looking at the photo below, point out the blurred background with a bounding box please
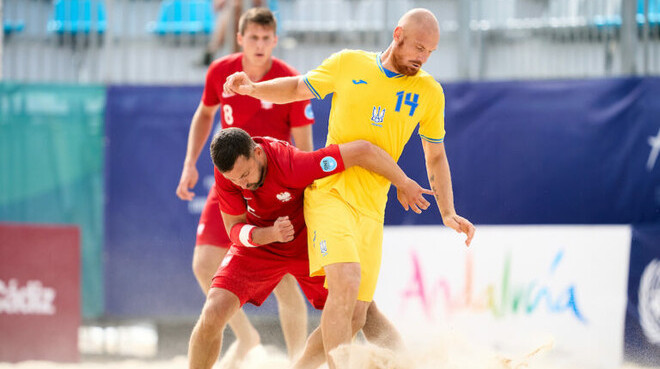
[0,0,659,367]
[2,0,660,82]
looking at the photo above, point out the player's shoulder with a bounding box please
[416,69,444,95]
[319,49,375,75]
[213,166,234,189]
[208,53,243,74]
[334,49,376,62]
[255,136,294,157]
[270,57,301,77]
[255,137,296,176]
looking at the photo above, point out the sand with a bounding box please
[1,340,657,369]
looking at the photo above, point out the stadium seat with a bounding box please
[594,0,660,28]
[3,20,25,35]
[47,0,107,34]
[638,0,660,25]
[147,0,215,35]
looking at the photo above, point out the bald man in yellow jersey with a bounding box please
[223,8,475,369]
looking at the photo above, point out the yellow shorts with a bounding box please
[304,185,383,302]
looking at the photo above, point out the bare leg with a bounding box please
[272,273,308,360]
[320,263,359,369]
[291,300,369,369]
[291,326,324,369]
[188,288,241,369]
[317,262,372,369]
[193,246,260,367]
[361,301,405,352]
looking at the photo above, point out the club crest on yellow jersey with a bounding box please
[371,106,385,127]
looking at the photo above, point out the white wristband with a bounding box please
[239,224,258,247]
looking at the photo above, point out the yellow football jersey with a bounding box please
[304,49,446,220]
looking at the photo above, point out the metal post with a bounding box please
[620,0,638,75]
[103,0,113,83]
[381,0,390,49]
[457,0,471,80]
[476,0,485,80]
[643,0,650,75]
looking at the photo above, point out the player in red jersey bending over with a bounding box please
[188,128,432,369]
[176,8,313,367]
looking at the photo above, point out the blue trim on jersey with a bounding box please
[420,134,444,143]
[376,53,403,78]
[303,76,322,100]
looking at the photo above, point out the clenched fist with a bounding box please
[270,216,294,243]
[223,71,255,97]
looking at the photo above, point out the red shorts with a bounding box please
[196,186,231,248]
[211,245,328,309]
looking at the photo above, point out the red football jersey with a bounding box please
[202,53,314,141]
[214,137,345,257]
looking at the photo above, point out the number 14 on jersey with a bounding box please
[395,91,419,117]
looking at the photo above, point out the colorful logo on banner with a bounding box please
[401,249,586,323]
[639,259,660,344]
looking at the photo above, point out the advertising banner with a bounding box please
[0,223,80,362]
[375,225,631,369]
[104,78,659,318]
[0,83,106,318]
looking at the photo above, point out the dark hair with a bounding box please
[210,128,256,172]
[238,7,277,35]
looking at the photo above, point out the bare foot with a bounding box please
[218,329,261,369]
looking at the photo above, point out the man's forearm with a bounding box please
[426,154,456,218]
[339,141,407,187]
[184,111,214,166]
[360,146,408,188]
[250,226,279,246]
[252,76,308,104]
[224,214,279,246]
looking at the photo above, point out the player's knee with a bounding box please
[326,263,361,298]
[351,301,370,332]
[351,308,368,333]
[365,301,382,321]
[192,255,215,285]
[200,289,235,329]
[200,299,223,327]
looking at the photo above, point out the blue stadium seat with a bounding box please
[638,0,660,25]
[3,20,25,35]
[148,0,215,35]
[594,0,660,28]
[47,0,107,34]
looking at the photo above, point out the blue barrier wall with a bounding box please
[105,78,660,318]
[385,77,660,225]
[105,86,206,317]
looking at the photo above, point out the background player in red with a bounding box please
[188,128,433,369]
[176,7,312,366]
